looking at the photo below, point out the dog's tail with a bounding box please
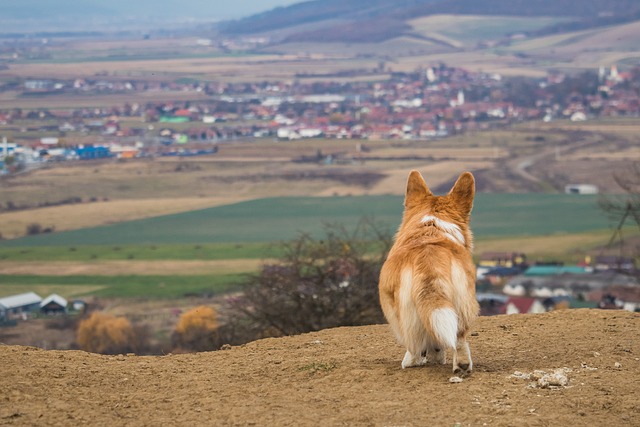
[429,307,458,350]
[414,275,459,350]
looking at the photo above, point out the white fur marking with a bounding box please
[402,350,427,369]
[420,215,465,246]
[431,308,458,350]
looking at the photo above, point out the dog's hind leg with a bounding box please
[425,345,446,364]
[452,336,472,376]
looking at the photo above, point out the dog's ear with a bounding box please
[405,170,432,208]
[448,172,475,218]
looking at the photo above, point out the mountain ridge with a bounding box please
[222,0,640,43]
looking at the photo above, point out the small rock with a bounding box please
[512,368,570,389]
[511,371,530,380]
[470,332,479,336]
[614,362,622,369]
[593,351,601,357]
[220,344,232,350]
[449,376,464,383]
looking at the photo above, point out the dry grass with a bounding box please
[393,51,549,77]
[316,160,494,196]
[0,90,211,110]
[0,284,106,299]
[0,259,263,276]
[475,229,640,261]
[0,197,247,239]
[0,54,378,84]
[409,15,568,49]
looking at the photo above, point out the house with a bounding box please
[504,271,639,302]
[593,255,635,272]
[477,293,508,316]
[483,266,522,287]
[71,299,87,312]
[478,252,527,268]
[540,296,572,311]
[565,184,598,195]
[524,265,590,276]
[588,285,640,312]
[40,294,68,315]
[505,297,546,315]
[0,292,42,321]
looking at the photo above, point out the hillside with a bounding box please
[0,0,295,31]
[1,309,638,426]
[221,0,640,42]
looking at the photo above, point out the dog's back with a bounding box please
[379,170,479,374]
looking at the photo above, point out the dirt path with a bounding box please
[1,309,638,426]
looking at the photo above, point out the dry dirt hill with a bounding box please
[1,309,638,426]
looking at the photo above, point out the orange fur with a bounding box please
[379,170,479,374]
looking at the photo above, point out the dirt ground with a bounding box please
[1,309,638,426]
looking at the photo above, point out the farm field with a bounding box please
[0,122,638,303]
[3,122,639,240]
[408,15,570,48]
[0,273,243,299]
[0,194,614,247]
[0,192,634,301]
[0,197,248,239]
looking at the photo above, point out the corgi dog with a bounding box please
[379,170,479,375]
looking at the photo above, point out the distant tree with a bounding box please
[600,162,640,223]
[26,223,42,235]
[172,306,219,352]
[548,71,600,105]
[502,77,543,108]
[226,219,392,339]
[599,162,640,261]
[76,312,136,354]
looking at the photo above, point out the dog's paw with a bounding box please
[401,351,427,369]
[453,362,472,377]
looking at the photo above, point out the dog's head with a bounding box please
[399,170,475,249]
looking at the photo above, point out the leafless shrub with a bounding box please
[225,219,392,341]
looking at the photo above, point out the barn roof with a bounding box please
[40,294,68,308]
[0,292,42,310]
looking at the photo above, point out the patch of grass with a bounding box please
[0,243,276,261]
[299,362,337,373]
[0,274,244,299]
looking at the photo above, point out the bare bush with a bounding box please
[172,306,219,352]
[226,219,392,340]
[26,223,42,235]
[76,312,137,354]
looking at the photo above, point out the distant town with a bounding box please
[1,63,638,173]
[476,252,639,316]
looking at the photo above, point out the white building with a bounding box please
[0,292,42,320]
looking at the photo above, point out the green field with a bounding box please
[0,274,243,299]
[0,242,274,261]
[0,193,620,300]
[0,194,612,248]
